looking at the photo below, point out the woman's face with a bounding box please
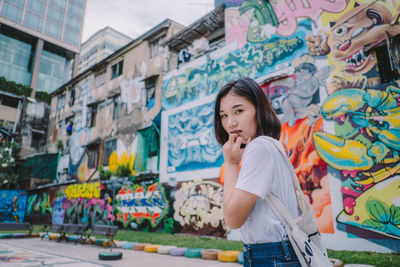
[219,91,257,142]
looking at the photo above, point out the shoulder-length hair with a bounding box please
[213,77,281,145]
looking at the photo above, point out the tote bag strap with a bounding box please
[259,136,309,211]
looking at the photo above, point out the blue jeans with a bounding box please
[243,240,301,267]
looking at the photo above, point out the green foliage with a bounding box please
[98,166,112,180]
[114,164,132,178]
[55,139,63,152]
[0,76,50,103]
[0,76,32,96]
[0,141,19,185]
[35,91,51,103]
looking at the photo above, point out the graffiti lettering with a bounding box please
[173,180,224,230]
[64,182,100,200]
[115,183,168,227]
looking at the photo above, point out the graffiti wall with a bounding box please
[0,190,27,222]
[114,182,169,230]
[158,0,400,252]
[173,179,225,237]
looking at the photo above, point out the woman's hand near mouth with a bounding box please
[223,133,251,165]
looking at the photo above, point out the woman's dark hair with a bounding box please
[214,77,281,145]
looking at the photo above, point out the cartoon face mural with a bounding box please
[0,190,27,222]
[114,183,169,228]
[167,102,223,173]
[306,2,400,89]
[173,179,225,237]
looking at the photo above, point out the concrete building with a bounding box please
[47,19,184,183]
[78,26,132,74]
[0,0,86,94]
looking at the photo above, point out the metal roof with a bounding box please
[164,4,225,52]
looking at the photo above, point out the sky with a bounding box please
[82,0,215,42]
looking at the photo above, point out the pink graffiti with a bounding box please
[87,198,115,222]
[275,0,348,36]
[226,10,252,49]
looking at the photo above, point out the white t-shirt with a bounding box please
[234,136,299,244]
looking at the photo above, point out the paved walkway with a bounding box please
[0,238,241,267]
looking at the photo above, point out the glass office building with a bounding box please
[0,0,86,94]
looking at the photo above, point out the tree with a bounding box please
[0,142,18,187]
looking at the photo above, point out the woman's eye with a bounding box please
[235,109,243,114]
[220,114,227,118]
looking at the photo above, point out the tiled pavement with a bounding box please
[0,238,240,267]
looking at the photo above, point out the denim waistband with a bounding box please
[243,240,296,260]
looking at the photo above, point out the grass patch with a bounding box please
[2,225,400,266]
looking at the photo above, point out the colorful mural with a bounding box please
[26,191,54,224]
[0,190,27,222]
[173,179,225,237]
[162,21,311,109]
[61,182,114,226]
[167,101,223,173]
[115,183,169,229]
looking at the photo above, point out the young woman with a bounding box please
[214,77,301,266]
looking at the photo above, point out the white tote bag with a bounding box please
[260,136,332,267]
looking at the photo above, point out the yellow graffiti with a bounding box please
[64,182,100,200]
[108,150,136,176]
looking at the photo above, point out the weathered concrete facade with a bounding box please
[47,19,184,182]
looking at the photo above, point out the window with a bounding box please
[65,116,73,135]
[95,71,106,87]
[0,95,19,108]
[31,132,42,150]
[57,94,65,110]
[112,95,120,120]
[145,76,157,110]
[87,146,99,169]
[149,36,165,58]
[103,139,117,166]
[377,33,400,84]
[111,60,123,79]
[86,105,97,127]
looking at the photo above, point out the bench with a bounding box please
[87,224,119,247]
[0,222,33,238]
[41,223,88,244]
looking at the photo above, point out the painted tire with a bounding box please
[113,240,123,248]
[144,244,161,253]
[31,233,40,238]
[49,234,57,240]
[98,251,123,261]
[121,242,135,249]
[0,233,12,239]
[184,248,203,258]
[102,240,112,247]
[12,233,27,238]
[67,235,80,242]
[329,258,344,267]
[95,239,107,246]
[201,249,222,260]
[217,251,241,262]
[133,243,150,251]
[169,247,187,256]
[238,252,244,265]
[157,245,177,254]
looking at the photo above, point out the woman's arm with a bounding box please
[222,134,257,229]
[223,161,258,229]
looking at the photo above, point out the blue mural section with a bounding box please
[162,20,311,110]
[0,190,27,222]
[167,101,223,173]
